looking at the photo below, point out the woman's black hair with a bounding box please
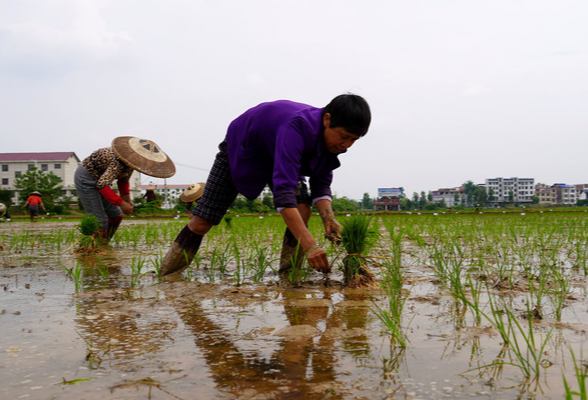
[321,94,371,136]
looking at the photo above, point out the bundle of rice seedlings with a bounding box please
[340,215,379,288]
[74,215,101,253]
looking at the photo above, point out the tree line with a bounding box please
[0,170,573,217]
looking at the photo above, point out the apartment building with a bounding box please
[553,183,577,205]
[575,184,588,201]
[535,183,557,206]
[485,177,535,204]
[431,187,461,207]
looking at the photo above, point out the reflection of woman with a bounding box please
[170,287,367,398]
[180,183,205,218]
[22,191,45,222]
[74,136,175,240]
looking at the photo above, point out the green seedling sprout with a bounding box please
[340,215,379,288]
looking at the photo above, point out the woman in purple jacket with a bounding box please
[161,94,371,276]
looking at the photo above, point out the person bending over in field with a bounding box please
[74,137,175,241]
[160,94,371,276]
[23,191,46,222]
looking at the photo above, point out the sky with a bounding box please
[1,0,587,200]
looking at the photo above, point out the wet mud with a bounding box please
[1,218,587,399]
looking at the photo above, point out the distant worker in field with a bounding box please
[160,93,371,276]
[180,182,205,218]
[0,203,11,221]
[143,187,157,203]
[22,191,46,222]
[74,137,175,240]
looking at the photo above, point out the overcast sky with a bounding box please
[1,0,587,199]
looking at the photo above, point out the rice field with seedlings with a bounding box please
[1,211,588,399]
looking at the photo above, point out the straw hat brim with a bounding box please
[180,182,206,202]
[112,136,176,178]
[30,191,42,196]
[0,203,6,212]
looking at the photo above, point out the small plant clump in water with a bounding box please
[74,215,101,253]
[340,215,379,288]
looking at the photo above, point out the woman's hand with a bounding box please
[324,218,342,245]
[315,199,342,245]
[305,246,331,273]
[280,207,331,273]
[120,201,134,215]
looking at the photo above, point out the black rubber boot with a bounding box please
[279,228,304,273]
[107,216,123,240]
[160,225,203,276]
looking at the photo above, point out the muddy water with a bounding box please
[0,220,586,399]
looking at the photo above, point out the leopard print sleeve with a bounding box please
[82,148,134,190]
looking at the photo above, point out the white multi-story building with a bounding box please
[553,183,577,205]
[431,187,461,207]
[485,177,535,204]
[0,152,141,204]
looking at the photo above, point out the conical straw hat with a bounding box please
[180,182,206,202]
[0,203,6,212]
[30,191,42,196]
[112,136,176,178]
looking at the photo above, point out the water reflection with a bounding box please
[71,262,406,399]
[173,286,377,399]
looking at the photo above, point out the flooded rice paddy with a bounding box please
[1,212,588,399]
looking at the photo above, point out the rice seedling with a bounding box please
[371,273,409,347]
[463,294,554,383]
[545,262,572,321]
[75,329,103,370]
[464,273,484,324]
[62,261,84,292]
[95,257,110,283]
[207,244,230,278]
[128,256,151,288]
[340,215,379,288]
[285,241,310,286]
[429,243,467,301]
[64,215,102,254]
[232,242,247,287]
[250,243,273,282]
[563,347,588,400]
[150,249,164,282]
[571,240,588,275]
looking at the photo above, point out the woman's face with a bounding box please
[322,113,361,154]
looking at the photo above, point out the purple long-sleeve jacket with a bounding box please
[225,100,344,209]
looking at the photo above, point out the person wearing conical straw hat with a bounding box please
[0,202,11,221]
[142,187,157,203]
[160,94,371,277]
[180,182,205,218]
[74,136,175,240]
[22,191,46,222]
